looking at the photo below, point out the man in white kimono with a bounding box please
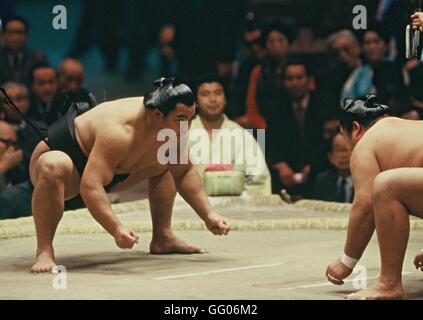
[189,74,271,196]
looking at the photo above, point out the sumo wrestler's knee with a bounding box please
[372,171,400,205]
[34,155,71,188]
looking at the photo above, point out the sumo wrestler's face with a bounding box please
[340,121,364,151]
[161,103,196,138]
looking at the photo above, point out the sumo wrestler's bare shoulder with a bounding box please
[95,97,145,112]
[355,117,396,145]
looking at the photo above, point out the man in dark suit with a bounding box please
[313,133,354,203]
[266,59,336,198]
[26,63,61,127]
[0,15,47,85]
[53,58,94,114]
[315,29,361,104]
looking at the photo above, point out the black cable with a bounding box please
[0,87,50,147]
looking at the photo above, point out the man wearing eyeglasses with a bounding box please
[316,30,362,104]
[312,133,353,203]
[1,81,46,169]
[0,81,30,126]
[0,15,47,85]
[0,120,23,189]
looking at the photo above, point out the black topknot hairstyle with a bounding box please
[144,77,195,117]
[340,95,390,133]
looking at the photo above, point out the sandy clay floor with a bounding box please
[1,196,422,300]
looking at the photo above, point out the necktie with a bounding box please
[13,55,20,71]
[295,105,306,128]
[339,177,347,203]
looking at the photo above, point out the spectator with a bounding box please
[54,58,93,111]
[313,133,354,203]
[308,110,342,192]
[321,112,341,141]
[0,15,47,85]
[0,120,23,189]
[1,81,30,126]
[0,81,44,169]
[266,59,333,197]
[26,63,61,126]
[58,59,88,96]
[0,119,33,219]
[190,74,271,196]
[316,29,361,103]
[290,26,327,55]
[157,25,177,77]
[245,20,294,129]
[341,22,410,117]
[0,119,34,218]
[232,17,267,123]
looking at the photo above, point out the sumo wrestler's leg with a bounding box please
[29,150,81,273]
[348,168,423,300]
[148,170,202,254]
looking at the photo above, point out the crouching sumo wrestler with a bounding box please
[29,77,231,273]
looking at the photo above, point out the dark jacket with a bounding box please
[265,91,333,171]
[312,169,354,203]
[265,91,335,196]
[0,45,47,85]
[27,95,63,127]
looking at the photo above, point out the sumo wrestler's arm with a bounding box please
[169,162,231,235]
[343,147,381,259]
[80,130,139,247]
[326,144,381,284]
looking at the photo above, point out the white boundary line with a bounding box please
[152,262,286,280]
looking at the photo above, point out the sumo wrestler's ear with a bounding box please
[352,121,362,132]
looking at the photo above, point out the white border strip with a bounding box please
[153,262,286,280]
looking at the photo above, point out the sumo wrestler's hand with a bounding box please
[113,225,139,249]
[414,251,423,271]
[205,212,231,236]
[326,258,353,285]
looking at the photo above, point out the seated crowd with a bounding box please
[1,12,422,219]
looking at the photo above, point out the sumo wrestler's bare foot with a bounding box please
[150,232,203,254]
[31,248,57,273]
[346,279,404,300]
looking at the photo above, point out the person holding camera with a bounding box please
[411,12,423,32]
